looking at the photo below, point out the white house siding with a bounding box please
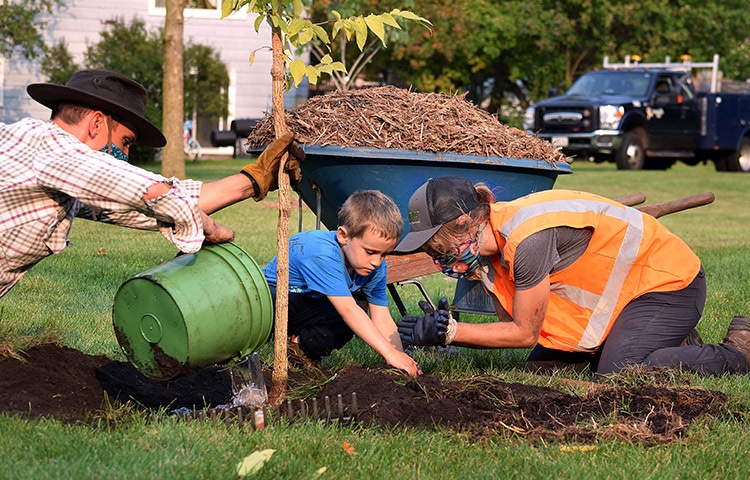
[1,1,306,134]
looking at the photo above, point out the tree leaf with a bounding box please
[364,14,386,46]
[288,17,307,35]
[311,24,330,45]
[253,14,264,33]
[305,65,319,85]
[298,27,314,45]
[236,449,276,477]
[220,0,236,19]
[379,12,401,29]
[292,0,304,16]
[354,16,368,50]
[289,59,307,86]
[342,441,357,457]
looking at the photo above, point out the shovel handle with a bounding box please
[636,192,715,218]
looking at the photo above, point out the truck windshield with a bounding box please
[566,71,653,96]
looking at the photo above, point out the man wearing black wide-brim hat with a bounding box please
[0,69,303,298]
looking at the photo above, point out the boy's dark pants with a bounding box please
[268,285,357,360]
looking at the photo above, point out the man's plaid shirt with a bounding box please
[1,118,205,297]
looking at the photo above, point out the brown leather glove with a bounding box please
[241,132,305,201]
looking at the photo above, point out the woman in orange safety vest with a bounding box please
[394,176,750,375]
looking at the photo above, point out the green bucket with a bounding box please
[112,242,273,380]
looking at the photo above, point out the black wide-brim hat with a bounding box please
[27,70,166,147]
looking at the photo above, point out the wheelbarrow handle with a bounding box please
[636,192,715,218]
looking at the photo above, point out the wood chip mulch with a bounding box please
[245,86,568,164]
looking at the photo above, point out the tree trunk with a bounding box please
[161,0,187,179]
[269,18,291,405]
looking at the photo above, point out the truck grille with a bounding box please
[537,106,596,133]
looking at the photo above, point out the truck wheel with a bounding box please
[616,131,646,170]
[720,137,750,172]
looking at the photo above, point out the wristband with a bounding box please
[445,314,458,345]
[239,170,261,197]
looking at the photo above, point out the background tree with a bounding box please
[162,0,188,178]
[185,43,231,122]
[41,16,229,166]
[373,0,750,127]
[0,0,64,59]
[40,40,78,86]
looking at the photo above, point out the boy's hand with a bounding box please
[385,350,423,376]
[398,297,451,346]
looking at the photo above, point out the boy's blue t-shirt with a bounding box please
[262,230,388,307]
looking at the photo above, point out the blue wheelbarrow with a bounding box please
[292,145,572,317]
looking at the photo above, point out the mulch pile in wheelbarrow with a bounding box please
[246,86,567,163]
[0,343,735,444]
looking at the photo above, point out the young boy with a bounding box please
[262,190,421,376]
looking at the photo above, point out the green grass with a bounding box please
[2,158,750,479]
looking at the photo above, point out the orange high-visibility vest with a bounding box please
[484,190,701,352]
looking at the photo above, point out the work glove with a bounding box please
[398,297,451,347]
[241,132,305,201]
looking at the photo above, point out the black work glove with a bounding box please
[398,297,451,347]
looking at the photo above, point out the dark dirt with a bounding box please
[0,343,734,444]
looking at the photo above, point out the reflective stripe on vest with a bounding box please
[486,190,700,351]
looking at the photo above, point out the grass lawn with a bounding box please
[1,157,750,479]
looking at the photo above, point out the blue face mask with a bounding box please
[100,143,129,162]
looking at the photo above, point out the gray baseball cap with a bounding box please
[395,176,480,253]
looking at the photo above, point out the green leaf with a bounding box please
[379,13,401,29]
[305,65,319,85]
[311,25,330,45]
[236,449,275,478]
[317,61,346,74]
[220,0,236,19]
[288,17,306,35]
[298,27,314,45]
[391,9,431,26]
[289,59,307,86]
[253,14,264,32]
[364,14,386,46]
[292,0,304,16]
[354,16,368,50]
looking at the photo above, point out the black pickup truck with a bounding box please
[524,55,750,171]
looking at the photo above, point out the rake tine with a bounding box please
[352,392,358,417]
[337,394,344,419]
[312,397,319,418]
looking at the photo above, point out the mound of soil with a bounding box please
[0,344,731,444]
[246,86,567,164]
